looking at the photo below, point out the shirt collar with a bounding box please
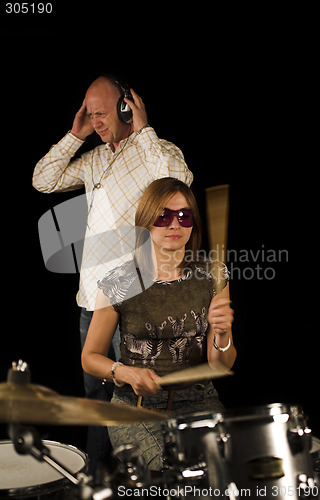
[105,132,136,152]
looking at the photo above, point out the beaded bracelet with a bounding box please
[111,361,125,387]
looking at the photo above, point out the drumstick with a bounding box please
[205,184,230,293]
[154,362,233,387]
[135,363,232,406]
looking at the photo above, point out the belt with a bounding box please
[137,390,175,411]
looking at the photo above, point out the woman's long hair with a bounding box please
[134,177,202,275]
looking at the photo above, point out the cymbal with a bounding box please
[0,382,165,426]
[155,362,233,387]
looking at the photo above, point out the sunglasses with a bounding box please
[153,208,194,228]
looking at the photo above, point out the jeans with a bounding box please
[79,308,121,475]
[108,382,225,471]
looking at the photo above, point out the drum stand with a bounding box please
[6,425,161,500]
[7,424,113,500]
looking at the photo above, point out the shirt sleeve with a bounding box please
[97,262,140,309]
[32,132,86,193]
[135,126,193,186]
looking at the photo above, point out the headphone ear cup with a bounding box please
[117,95,133,124]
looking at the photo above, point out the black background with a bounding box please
[0,4,317,454]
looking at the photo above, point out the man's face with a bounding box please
[85,81,128,145]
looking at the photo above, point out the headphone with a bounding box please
[100,74,133,124]
[114,79,134,124]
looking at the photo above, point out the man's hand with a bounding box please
[71,100,94,140]
[125,89,148,133]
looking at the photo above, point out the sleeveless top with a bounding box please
[98,260,229,378]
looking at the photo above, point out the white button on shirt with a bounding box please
[33,127,193,310]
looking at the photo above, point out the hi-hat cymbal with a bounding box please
[0,382,165,425]
[155,362,233,387]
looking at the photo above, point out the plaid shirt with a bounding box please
[33,127,193,310]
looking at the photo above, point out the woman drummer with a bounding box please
[81,177,236,471]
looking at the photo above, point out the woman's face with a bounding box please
[150,192,193,255]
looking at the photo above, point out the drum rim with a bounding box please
[0,439,87,496]
[164,410,223,428]
[222,402,305,421]
[310,436,320,458]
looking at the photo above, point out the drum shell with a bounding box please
[311,437,320,478]
[0,440,87,499]
[162,411,226,491]
[220,404,317,499]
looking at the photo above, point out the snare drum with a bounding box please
[163,411,226,495]
[0,440,87,499]
[221,404,318,499]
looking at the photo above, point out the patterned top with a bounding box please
[98,260,229,378]
[33,127,193,310]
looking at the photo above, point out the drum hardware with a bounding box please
[162,405,320,500]
[297,474,317,499]
[311,437,320,478]
[246,456,285,480]
[216,431,230,461]
[111,444,150,489]
[288,426,313,456]
[2,361,319,499]
[7,424,82,487]
[0,361,166,499]
[1,426,115,499]
[106,444,174,499]
[287,405,313,456]
[162,411,226,499]
[226,482,240,500]
[220,404,319,500]
[3,424,102,499]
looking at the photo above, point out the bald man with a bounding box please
[33,74,193,474]
[71,76,147,147]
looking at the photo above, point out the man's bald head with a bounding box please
[84,76,130,146]
[85,76,121,102]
